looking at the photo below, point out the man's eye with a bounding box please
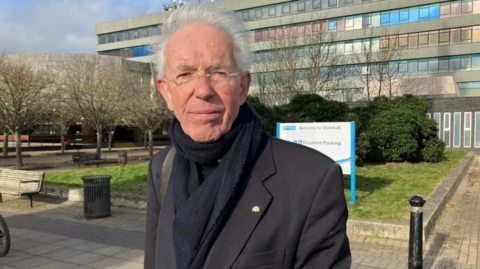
[177,73,192,78]
[212,71,227,77]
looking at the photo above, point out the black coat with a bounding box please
[144,134,351,269]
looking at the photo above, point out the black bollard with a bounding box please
[408,195,426,269]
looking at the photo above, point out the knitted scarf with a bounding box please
[170,102,264,269]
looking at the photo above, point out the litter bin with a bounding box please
[118,151,127,164]
[81,175,112,219]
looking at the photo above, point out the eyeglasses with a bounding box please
[165,70,239,87]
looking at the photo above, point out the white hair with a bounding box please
[150,3,252,78]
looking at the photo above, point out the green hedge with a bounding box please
[247,94,445,164]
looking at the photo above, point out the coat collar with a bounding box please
[203,134,277,268]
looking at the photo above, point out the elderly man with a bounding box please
[145,3,351,269]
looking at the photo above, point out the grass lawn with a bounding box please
[345,150,467,221]
[45,150,467,221]
[45,163,149,195]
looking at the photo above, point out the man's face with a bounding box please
[158,22,250,143]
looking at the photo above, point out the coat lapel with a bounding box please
[204,136,277,269]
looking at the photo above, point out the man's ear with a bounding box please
[158,78,174,111]
[238,72,251,105]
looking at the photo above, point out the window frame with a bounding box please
[464,112,472,148]
[444,112,451,147]
[434,113,442,138]
[453,112,461,148]
[475,111,480,148]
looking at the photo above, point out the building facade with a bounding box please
[95,0,480,149]
[96,0,480,100]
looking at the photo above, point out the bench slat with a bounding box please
[0,169,45,195]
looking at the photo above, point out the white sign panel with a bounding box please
[276,122,355,175]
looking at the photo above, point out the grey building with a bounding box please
[95,0,480,150]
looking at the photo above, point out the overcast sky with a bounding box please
[0,0,168,55]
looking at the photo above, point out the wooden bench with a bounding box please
[72,154,107,168]
[0,169,45,208]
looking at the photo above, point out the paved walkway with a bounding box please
[0,197,145,269]
[349,156,480,269]
[0,157,478,268]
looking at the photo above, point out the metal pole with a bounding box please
[408,195,426,269]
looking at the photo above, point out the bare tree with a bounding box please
[61,55,129,156]
[49,89,78,153]
[349,27,415,101]
[251,19,344,106]
[123,64,170,158]
[0,57,56,167]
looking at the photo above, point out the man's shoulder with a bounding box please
[268,136,336,168]
[149,145,173,171]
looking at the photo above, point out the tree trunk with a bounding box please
[144,132,147,149]
[148,129,153,158]
[15,132,23,168]
[2,132,8,157]
[96,132,102,156]
[108,132,113,151]
[61,134,65,153]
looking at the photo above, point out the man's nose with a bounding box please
[193,75,215,100]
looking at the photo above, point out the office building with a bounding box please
[96,0,480,101]
[95,0,480,150]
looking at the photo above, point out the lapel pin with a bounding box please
[252,206,260,213]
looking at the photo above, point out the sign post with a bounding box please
[276,122,356,204]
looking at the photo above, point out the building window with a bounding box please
[297,1,306,12]
[409,7,419,22]
[241,12,249,21]
[418,59,428,73]
[399,9,409,23]
[380,12,390,26]
[462,0,473,14]
[434,113,442,138]
[444,113,451,147]
[428,58,439,73]
[438,57,450,72]
[450,56,460,71]
[329,0,337,8]
[439,30,450,45]
[418,32,429,47]
[452,1,462,16]
[464,112,472,148]
[313,0,321,9]
[462,27,472,43]
[430,4,441,19]
[398,34,408,48]
[408,60,418,74]
[440,3,451,17]
[268,7,276,16]
[419,6,430,21]
[429,30,439,46]
[461,55,472,70]
[409,33,418,48]
[475,112,480,148]
[453,112,461,148]
[473,54,480,70]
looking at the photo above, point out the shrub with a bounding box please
[246,96,279,136]
[283,94,351,123]
[358,108,422,163]
[421,138,446,163]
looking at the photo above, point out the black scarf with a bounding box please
[169,102,264,269]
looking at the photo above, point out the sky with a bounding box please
[0,0,169,55]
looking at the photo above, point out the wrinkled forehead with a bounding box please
[164,22,236,73]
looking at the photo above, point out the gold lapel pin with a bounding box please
[252,206,260,213]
